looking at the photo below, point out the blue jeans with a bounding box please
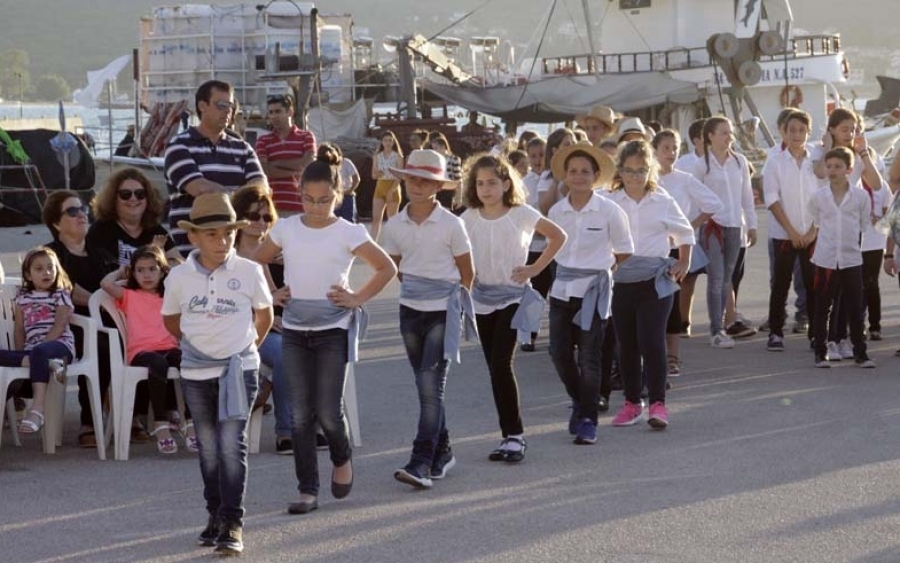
[0,340,73,384]
[281,327,352,496]
[701,224,742,334]
[399,306,450,467]
[612,280,673,405]
[180,370,258,527]
[258,332,291,438]
[548,297,605,423]
[337,194,357,223]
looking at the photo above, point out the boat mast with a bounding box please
[582,0,601,77]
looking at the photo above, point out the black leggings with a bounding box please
[131,348,185,422]
[475,304,524,437]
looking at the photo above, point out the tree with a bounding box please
[34,74,71,101]
[0,49,32,102]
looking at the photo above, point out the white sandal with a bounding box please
[150,424,178,455]
[17,410,44,434]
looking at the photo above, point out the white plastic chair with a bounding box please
[88,290,183,461]
[0,282,105,459]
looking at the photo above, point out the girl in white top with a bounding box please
[607,140,694,430]
[653,129,722,375]
[461,154,566,462]
[689,116,758,348]
[370,130,404,242]
[547,143,633,445]
[255,152,397,514]
[861,184,890,339]
[537,128,577,215]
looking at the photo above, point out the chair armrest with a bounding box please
[70,313,98,363]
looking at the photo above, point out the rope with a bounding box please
[514,0,558,111]
[426,0,495,42]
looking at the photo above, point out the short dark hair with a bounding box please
[43,190,82,240]
[687,118,706,144]
[824,146,854,169]
[195,80,233,117]
[267,93,293,111]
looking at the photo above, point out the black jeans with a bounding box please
[862,249,884,331]
[612,280,674,406]
[768,239,815,339]
[476,304,524,437]
[548,297,606,423]
[813,265,866,359]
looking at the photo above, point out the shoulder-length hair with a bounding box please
[20,246,72,292]
[610,140,659,192]
[91,167,165,229]
[463,153,527,209]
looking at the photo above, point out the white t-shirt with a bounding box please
[548,193,633,301]
[523,171,547,252]
[462,205,542,314]
[268,215,371,330]
[340,159,359,192]
[375,152,401,180]
[161,251,272,380]
[382,203,472,311]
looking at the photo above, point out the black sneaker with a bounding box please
[766,334,785,351]
[814,354,831,368]
[430,447,456,480]
[197,514,220,547]
[276,438,293,455]
[316,433,329,451]
[726,321,757,339]
[394,462,433,489]
[214,521,243,555]
[597,396,609,413]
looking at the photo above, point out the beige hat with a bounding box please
[551,141,617,188]
[615,117,652,143]
[389,149,456,188]
[575,105,618,131]
[177,193,251,231]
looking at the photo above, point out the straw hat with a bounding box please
[575,105,618,130]
[550,141,617,188]
[177,193,251,231]
[389,149,456,188]
[615,117,652,143]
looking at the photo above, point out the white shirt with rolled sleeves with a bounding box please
[809,186,872,269]
[862,186,891,252]
[762,147,819,240]
[381,203,472,312]
[690,152,758,230]
[548,193,633,301]
[161,250,273,380]
[657,169,723,223]
[606,189,695,258]
[268,215,371,331]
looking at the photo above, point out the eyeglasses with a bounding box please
[63,204,89,218]
[244,211,274,223]
[301,195,335,206]
[117,189,147,201]
[620,167,650,176]
[213,100,235,111]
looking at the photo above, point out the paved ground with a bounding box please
[3,215,900,563]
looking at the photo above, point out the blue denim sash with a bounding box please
[688,242,709,274]
[613,255,679,298]
[400,273,478,363]
[472,282,545,343]
[555,265,612,330]
[283,298,368,362]
[180,339,255,421]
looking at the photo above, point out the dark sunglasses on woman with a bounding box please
[118,189,147,201]
[63,204,89,217]
[245,211,274,223]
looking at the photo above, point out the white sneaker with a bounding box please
[710,331,735,349]
[826,341,842,362]
[838,339,854,360]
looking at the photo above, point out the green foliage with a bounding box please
[33,74,71,101]
[0,49,32,101]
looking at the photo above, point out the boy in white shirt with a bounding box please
[162,193,273,555]
[808,148,874,368]
[382,150,475,489]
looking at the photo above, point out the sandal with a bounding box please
[150,425,178,455]
[78,429,97,448]
[667,355,681,377]
[503,436,527,463]
[130,422,151,444]
[17,410,44,434]
[488,439,509,462]
[180,421,199,453]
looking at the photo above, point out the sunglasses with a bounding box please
[117,189,147,201]
[244,211,274,223]
[63,204,89,218]
[267,94,290,104]
[214,100,235,111]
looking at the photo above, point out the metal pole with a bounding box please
[107,80,114,171]
[17,72,23,118]
[582,0,601,78]
[133,48,141,156]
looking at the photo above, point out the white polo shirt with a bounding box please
[548,193,633,301]
[762,147,819,240]
[809,186,872,269]
[657,169,723,222]
[269,215,370,330]
[690,152,758,230]
[382,203,471,311]
[606,189,695,258]
[162,250,272,380]
[462,205,542,314]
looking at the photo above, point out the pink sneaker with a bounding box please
[648,402,668,430]
[611,401,644,426]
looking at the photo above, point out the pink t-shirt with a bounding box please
[117,289,178,362]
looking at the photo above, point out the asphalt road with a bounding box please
[3,215,900,563]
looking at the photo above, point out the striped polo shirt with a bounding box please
[164,127,263,256]
[255,125,317,213]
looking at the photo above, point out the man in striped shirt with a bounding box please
[164,80,264,256]
[255,93,316,215]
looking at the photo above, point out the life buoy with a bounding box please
[841,57,850,79]
[780,85,803,108]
